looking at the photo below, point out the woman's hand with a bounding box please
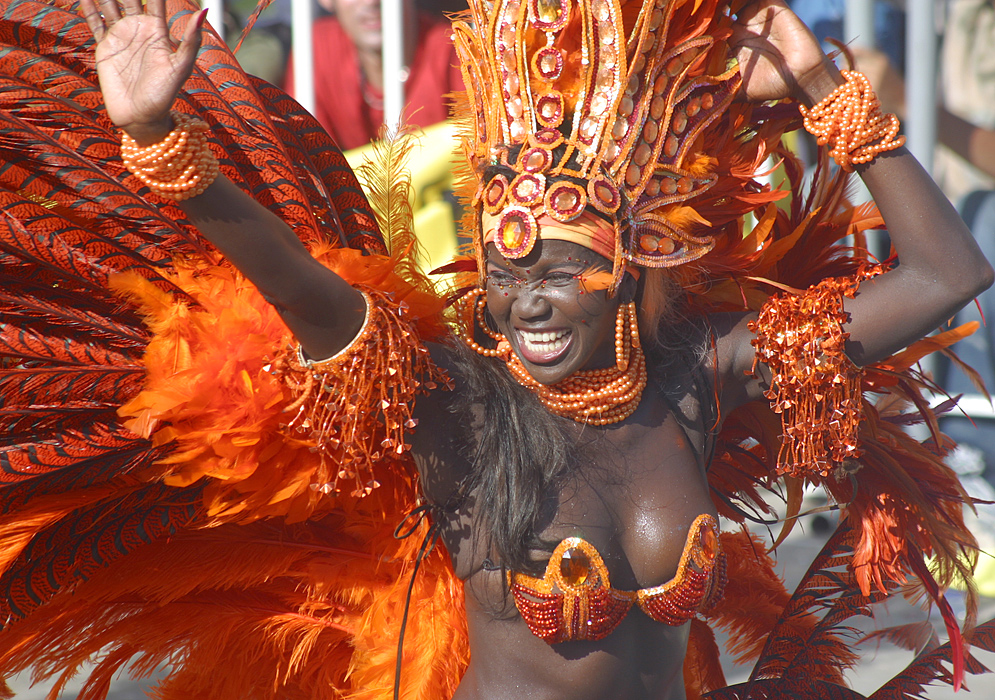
[731,0,842,106]
[79,0,206,144]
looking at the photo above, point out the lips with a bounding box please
[515,329,572,364]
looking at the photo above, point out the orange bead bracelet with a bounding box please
[120,111,220,201]
[799,70,905,172]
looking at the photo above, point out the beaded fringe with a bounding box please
[276,288,449,498]
[749,271,878,478]
[120,110,220,201]
[799,70,905,172]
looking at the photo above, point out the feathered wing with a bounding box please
[694,140,987,698]
[0,1,465,699]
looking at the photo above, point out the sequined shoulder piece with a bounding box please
[508,514,726,644]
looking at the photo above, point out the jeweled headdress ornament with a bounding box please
[452,0,759,289]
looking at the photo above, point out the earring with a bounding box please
[615,302,639,372]
[463,287,509,358]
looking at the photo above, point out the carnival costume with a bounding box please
[0,1,991,699]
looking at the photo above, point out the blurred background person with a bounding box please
[284,0,463,150]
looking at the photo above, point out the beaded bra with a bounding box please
[508,513,726,643]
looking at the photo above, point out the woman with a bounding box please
[0,0,990,698]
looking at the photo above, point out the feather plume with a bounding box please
[353,128,431,292]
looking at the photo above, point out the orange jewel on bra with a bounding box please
[560,546,592,586]
[701,526,717,561]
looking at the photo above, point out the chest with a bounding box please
[429,391,717,604]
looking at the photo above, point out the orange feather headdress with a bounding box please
[451,0,785,289]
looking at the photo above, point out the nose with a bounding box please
[510,284,552,320]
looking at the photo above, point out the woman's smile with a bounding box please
[485,239,625,385]
[515,328,573,364]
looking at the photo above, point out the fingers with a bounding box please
[119,0,143,16]
[146,0,167,20]
[177,9,208,63]
[95,0,122,23]
[78,0,106,41]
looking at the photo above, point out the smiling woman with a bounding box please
[483,239,627,380]
[0,0,993,699]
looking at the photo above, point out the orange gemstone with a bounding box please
[540,52,559,75]
[537,0,563,23]
[502,218,525,248]
[560,547,591,585]
[640,234,659,251]
[555,189,579,210]
[672,111,687,134]
[645,178,661,196]
[595,182,615,203]
[664,134,679,157]
[701,526,717,561]
[643,120,659,143]
[661,177,678,195]
[650,96,665,120]
[677,177,692,194]
[612,117,627,140]
[526,150,546,170]
[658,237,676,254]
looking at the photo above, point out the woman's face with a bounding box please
[484,239,622,385]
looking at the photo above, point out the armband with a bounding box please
[277,288,449,497]
[749,270,878,478]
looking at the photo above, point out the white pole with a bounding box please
[381,0,405,136]
[844,0,874,49]
[291,0,316,114]
[202,0,225,44]
[906,0,937,173]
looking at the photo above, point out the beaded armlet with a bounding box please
[276,288,449,498]
[749,269,879,478]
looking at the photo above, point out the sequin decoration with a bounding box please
[495,206,540,258]
[544,181,588,222]
[279,288,450,498]
[749,269,880,478]
[508,514,725,644]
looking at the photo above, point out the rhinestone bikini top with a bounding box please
[507,513,726,643]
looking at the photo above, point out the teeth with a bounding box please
[520,330,570,354]
[521,329,569,343]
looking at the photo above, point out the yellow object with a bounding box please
[346,121,462,276]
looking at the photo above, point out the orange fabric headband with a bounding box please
[481,211,617,262]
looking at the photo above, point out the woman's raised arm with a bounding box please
[80,0,366,360]
[720,0,993,404]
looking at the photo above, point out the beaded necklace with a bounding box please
[463,290,647,425]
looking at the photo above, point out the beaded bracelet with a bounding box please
[799,70,905,172]
[278,288,450,498]
[120,110,220,201]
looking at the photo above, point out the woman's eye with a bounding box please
[487,271,521,286]
[544,272,579,286]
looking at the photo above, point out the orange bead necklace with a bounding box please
[463,289,647,425]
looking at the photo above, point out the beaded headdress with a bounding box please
[452,0,757,290]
